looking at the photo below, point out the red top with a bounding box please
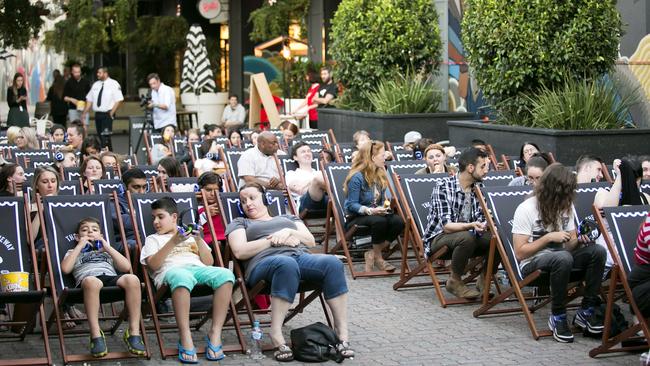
[198,206,226,244]
[635,212,650,265]
[306,83,320,121]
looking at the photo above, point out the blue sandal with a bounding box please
[177,341,198,364]
[205,336,225,361]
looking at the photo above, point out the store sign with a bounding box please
[197,0,221,19]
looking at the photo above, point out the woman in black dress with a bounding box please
[47,71,67,126]
[6,73,29,127]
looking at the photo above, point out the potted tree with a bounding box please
[321,0,473,142]
[449,0,650,163]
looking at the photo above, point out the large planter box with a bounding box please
[448,120,650,164]
[319,109,474,143]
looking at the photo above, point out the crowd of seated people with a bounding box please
[1,117,650,366]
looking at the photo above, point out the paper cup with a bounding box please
[0,272,29,292]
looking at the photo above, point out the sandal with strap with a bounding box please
[337,341,355,359]
[205,336,225,361]
[273,344,294,362]
[123,328,146,356]
[89,330,108,358]
[177,341,198,364]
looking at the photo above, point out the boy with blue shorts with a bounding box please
[140,197,234,364]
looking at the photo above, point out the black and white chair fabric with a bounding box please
[14,149,51,163]
[25,156,53,169]
[386,161,427,177]
[132,165,159,179]
[59,180,81,195]
[482,170,517,187]
[167,177,199,193]
[573,182,610,224]
[393,151,415,162]
[277,155,320,175]
[298,131,331,145]
[62,167,80,181]
[641,180,650,196]
[335,143,354,163]
[93,179,124,195]
[48,141,67,151]
[501,155,521,170]
[222,148,247,191]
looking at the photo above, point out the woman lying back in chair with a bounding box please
[225,183,354,362]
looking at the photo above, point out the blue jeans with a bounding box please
[246,253,348,303]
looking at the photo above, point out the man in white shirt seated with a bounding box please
[285,141,328,212]
[147,73,177,132]
[220,95,246,130]
[237,131,285,189]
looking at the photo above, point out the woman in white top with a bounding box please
[285,142,328,212]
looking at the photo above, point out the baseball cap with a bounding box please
[404,131,422,144]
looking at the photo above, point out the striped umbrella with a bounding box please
[180,24,217,95]
[0,49,15,60]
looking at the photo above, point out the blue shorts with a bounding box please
[299,193,328,212]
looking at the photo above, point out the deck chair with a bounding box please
[128,192,246,358]
[23,155,52,169]
[299,131,332,145]
[0,196,51,366]
[501,155,521,170]
[14,150,51,167]
[93,179,123,195]
[143,131,164,164]
[322,162,402,278]
[166,177,199,193]
[482,170,517,187]
[642,180,650,195]
[122,155,138,167]
[47,142,66,151]
[62,167,80,181]
[474,186,585,339]
[334,143,354,163]
[221,147,247,192]
[38,194,151,363]
[386,142,406,155]
[393,151,415,162]
[216,191,332,330]
[573,182,610,223]
[391,173,486,306]
[386,161,427,177]
[589,205,650,357]
[59,180,81,196]
[132,165,159,180]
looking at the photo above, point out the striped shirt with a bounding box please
[635,212,650,265]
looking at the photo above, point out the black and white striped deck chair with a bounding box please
[216,191,332,330]
[173,137,187,155]
[128,192,245,358]
[386,161,427,177]
[62,167,80,181]
[23,155,52,169]
[391,173,476,307]
[122,155,138,167]
[501,155,521,170]
[39,194,151,363]
[641,180,650,196]
[166,177,199,193]
[132,165,159,185]
[393,151,415,162]
[334,143,354,163]
[573,182,610,226]
[59,180,82,196]
[222,147,247,192]
[0,143,18,159]
[590,205,650,357]
[482,170,517,187]
[14,150,51,168]
[322,162,400,278]
[0,196,51,366]
[386,142,405,155]
[93,179,123,195]
[474,186,585,339]
[143,132,163,164]
[47,142,66,151]
[298,131,331,145]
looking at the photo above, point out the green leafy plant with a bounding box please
[510,76,639,130]
[365,71,441,114]
[248,0,309,42]
[462,0,622,121]
[329,0,442,107]
[0,1,45,49]
[273,59,322,98]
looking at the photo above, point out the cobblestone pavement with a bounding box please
[0,260,641,366]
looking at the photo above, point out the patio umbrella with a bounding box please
[0,49,15,60]
[180,24,217,95]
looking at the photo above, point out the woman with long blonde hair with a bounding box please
[343,140,404,272]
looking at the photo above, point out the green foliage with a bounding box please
[0,0,45,49]
[462,0,622,119]
[130,16,189,87]
[44,0,136,59]
[329,0,442,106]
[365,71,441,114]
[274,59,322,98]
[507,77,639,130]
[248,0,309,42]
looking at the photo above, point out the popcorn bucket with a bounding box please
[0,271,29,292]
[76,100,86,111]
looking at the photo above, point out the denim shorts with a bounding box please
[299,192,328,211]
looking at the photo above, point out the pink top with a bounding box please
[198,206,226,244]
[306,83,320,121]
[635,212,650,265]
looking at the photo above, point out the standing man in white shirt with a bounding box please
[146,73,177,131]
[82,67,124,149]
[220,95,246,130]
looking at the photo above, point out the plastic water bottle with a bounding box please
[249,320,265,359]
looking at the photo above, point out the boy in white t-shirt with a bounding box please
[285,141,328,211]
[140,197,234,363]
[60,217,145,358]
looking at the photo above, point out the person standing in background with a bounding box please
[47,70,68,126]
[63,63,91,127]
[82,67,124,150]
[220,94,246,131]
[146,73,177,132]
[7,73,29,127]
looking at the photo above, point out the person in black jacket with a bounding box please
[6,73,29,127]
[47,71,68,126]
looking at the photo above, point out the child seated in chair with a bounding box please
[60,217,145,358]
[140,197,235,364]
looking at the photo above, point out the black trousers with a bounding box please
[628,263,650,318]
[95,111,113,150]
[431,231,494,276]
[346,214,404,245]
[522,244,607,315]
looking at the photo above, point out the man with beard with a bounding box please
[423,147,493,299]
[310,67,338,129]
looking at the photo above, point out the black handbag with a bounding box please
[290,322,345,363]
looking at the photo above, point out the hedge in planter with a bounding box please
[330,0,442,104]
[462,0,621,118]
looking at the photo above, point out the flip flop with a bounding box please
[177,341,198,364]
[205,336,225,361]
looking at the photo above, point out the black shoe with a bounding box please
[548,314,574,343]
[573,307,604,334]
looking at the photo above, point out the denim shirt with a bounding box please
[343,172,387,216]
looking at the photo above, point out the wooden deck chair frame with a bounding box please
[0,195,52,366]
[501,154,521,171]
[321,162,404,279]
[589,205,650,357]
[473,186,584,340]
[127,191,246,359]
[390,173,485,306]
[37,192,152,364]
[215,191,333,333]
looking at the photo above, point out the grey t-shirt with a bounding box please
[65,249,117,286]
[225,215,309,278]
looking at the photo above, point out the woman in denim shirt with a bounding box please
[343,140,404,273]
